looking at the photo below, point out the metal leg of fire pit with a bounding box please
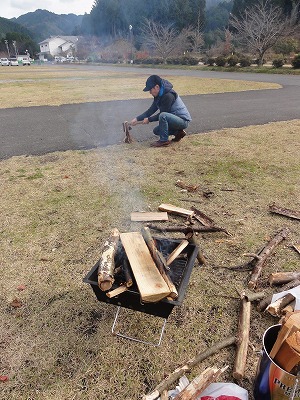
[111,306,167,347]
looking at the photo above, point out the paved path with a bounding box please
[0,65,299,160]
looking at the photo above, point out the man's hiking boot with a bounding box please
[150,140,171,147]
[172,130,186,142]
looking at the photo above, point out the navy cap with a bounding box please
[143,75,162,91]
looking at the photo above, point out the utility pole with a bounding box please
[129,25,133,64]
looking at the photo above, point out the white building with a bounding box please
[38,36,79,60]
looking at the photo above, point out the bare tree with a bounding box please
[230,0,299,66]
[141,19,179,63]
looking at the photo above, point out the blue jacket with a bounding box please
[137,79,192,123]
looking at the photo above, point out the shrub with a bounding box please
[166,56,199,65]
[272,58,284,68]
[215,56,226,67]
[206,57,215,66]
[291,54,300,69]
[227,55,239,67]
[239,57,252,67]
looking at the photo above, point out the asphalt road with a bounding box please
[1,65,299,160]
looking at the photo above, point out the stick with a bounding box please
[174,366,228,400]
[248,227,289,289]
[141,227,178,299]
[147,224,228,234]
[233,296,251,380]
[142,336,236,400]
[269,203,300,221]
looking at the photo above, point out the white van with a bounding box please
[1,58,9,66]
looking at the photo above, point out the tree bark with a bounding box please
[142,336,236,400]
[269,272,300,286]
[248,227,289,289]
[97,228,120,291]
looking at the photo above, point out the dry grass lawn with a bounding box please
[0,66,299,400]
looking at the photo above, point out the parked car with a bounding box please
[22,58,31,66]
[1,58,10,66]
[9,58,19,66]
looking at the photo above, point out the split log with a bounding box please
[174,366,228,400]
[97,228,120,291]
[270,312,300,359]
[269,271,300,286]
[166,240,189,266]
[122,121,134,143]
[141,227,178,299]
[248,227,289,289]
[269,203,300,221]
[233,296,251,380]
[120,232,171,302]
[282,300,296,315]
[274,332,300,372]
[123,258,133,288]
[158,204,195,218]
[185,232,207,266]
[106,285,128,298]
[257,279,300,312]
[130,212,168,222]
[266,293,296,317]
[142,335,236,400]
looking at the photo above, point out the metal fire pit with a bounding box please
[83,237,198,345]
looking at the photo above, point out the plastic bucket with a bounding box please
[253,324,300,400]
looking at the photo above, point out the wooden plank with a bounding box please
[166,240,189,266]
[106,286,128,298]
[130,212,168,222]
[120,232,171,303]
[158,203,194,218]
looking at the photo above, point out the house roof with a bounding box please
[39,36,79,45]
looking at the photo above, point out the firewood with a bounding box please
[282,300,296,315]
[158,203,194,218]
[97,228,120,291]
[130,212,168,222]
[248,227,289,289]
[141,227,178,299]
[274,333,300,372]
[175,180,200,192]
[174,366,228,400]
[266,293,295,317]
[142,335,236,400]
[257,279,300,312]
[166,240,189,266]
[147,224,228,234]
[123,258,133,288]
[122,121,134,143]
[233,296,251,380]
[292,244,300,255]
[269,272,300,286]
[120,232,171,302]
[185,232,207,266]
[190,206,215,226]
[270,312,300,358]
[269,203,300,221]
[106,285,128,298]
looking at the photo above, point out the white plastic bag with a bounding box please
[197,382,248,400]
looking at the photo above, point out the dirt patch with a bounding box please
[0,120,299,399]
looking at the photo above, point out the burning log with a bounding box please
[269,203,300,221]
[174,366,228,400]
[257,279,300,312]
[142,336,236,400]
[248,227,289,289]
[233,295,251,380]
[97,228,120,291]
[141,227,178,299]
[269,271,300,286]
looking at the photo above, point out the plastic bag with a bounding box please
[197,382,248,400]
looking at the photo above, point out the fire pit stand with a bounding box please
[83,237,198,345]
